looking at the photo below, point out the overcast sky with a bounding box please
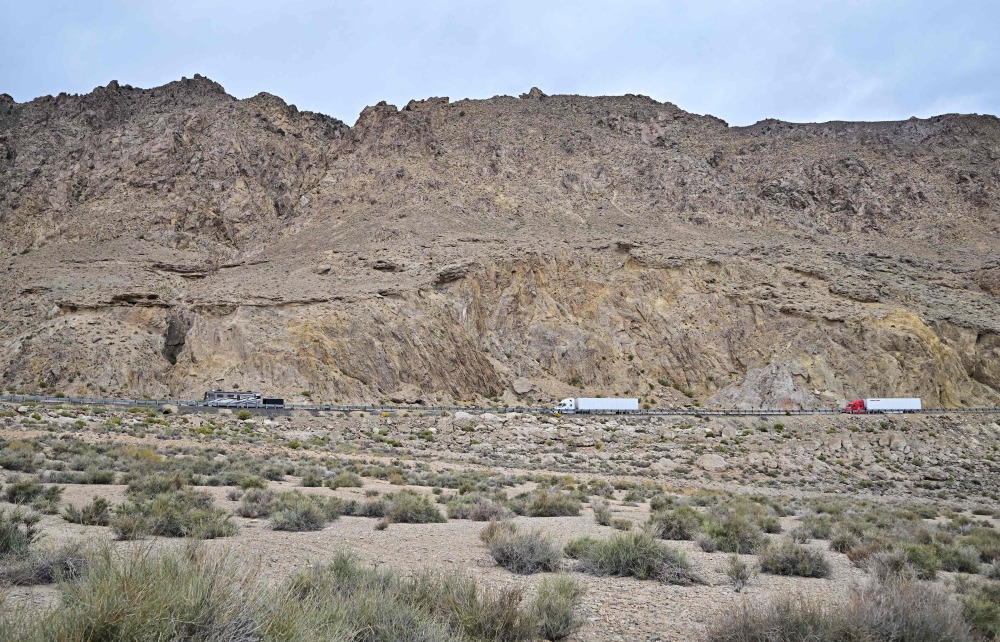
[2,1,997,126]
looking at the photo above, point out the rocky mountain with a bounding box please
[1,75,999,408]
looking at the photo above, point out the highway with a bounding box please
[3,394,1000,416]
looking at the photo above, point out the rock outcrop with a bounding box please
[1,77,999,406]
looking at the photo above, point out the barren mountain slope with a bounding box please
[1,76,998,406]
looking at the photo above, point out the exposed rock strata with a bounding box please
[1,76,999,406]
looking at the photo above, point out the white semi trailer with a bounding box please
[844,398,921,414]
[555,398,639,413]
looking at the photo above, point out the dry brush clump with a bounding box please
[722,555,756,593]
[758,541,832,578]
[447,491,514,521]
[3,478,64,514]
[62,496,112,526]
[508,489,581,518]
[0,543,586,641]
[565,531,702,585]
[707,578,976,642]
[114,489,235,540]
[481,521,562,574]
[269,490,350,531]
[1,508,88,586]
[532,575,587,641]
[591,498,614,527]
[645,496,777,554]
[236,488,276,518]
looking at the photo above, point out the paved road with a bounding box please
[3,394,1000,416]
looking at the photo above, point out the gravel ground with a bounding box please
[6,483,868,642]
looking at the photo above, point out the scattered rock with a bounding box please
[512,378,534,395]
[695,453,727,471]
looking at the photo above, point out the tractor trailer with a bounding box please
[844,398,921,414]
[555,398,639,413]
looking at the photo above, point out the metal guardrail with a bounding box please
[2,394,1000,417]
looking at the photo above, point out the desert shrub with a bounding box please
[236,410,252,420]
[4,545,298,641]
[509,490,580,517]
[447,492,512,521]
[647,505,703,540]
[0,444,39,473]
[800,514,836,539]
[702,516,767,554]
[0,508,40,558]
[271,491,343,531]
[962,527,1000,563]
[566,531,701,585]
[325,472,364,489]
[236,488,276,518]
[829,529,860,553]
[469,500,514,522]
[902,543,941,580]
[62,496,112,526]
[648,493,675,512]
[962,580,1000,640]
[563,535,600,560]
[290,551,546,642]
[696,533,718,552]
[591,499,614,526]
[986,560,1000,581]
[49,468,116,484]
[357,498,388,518]
[3,479,44,505]
[113,488,235,540]
[707,578,974,642]
[585,479,614,498]
[533,575,586,641]
[126,473,187,498]
[759,541,832,578]
[300,472,323,487]
[238,474,267,490]
[939,545,983,574]
[722,554,755,592]
[846,539,891,567]
[480,519,519,544]
[483,522,562,574]
[0,542,88,585]
[28,485,64,515]
[863,548,917,583]
[789,526,811,544]
[384,490,447,524]
[711,497,782,534]
[262,465,285,481]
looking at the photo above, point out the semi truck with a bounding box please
[555,398,639,413]
[844,398,921,414]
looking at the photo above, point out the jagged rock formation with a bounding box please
[1,75,999,406]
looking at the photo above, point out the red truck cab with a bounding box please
[844,399,866,414]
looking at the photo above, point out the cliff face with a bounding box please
[1,78,999,407]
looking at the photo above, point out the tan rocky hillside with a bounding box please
[1,76,999,407]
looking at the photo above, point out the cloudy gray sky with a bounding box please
[2,0,997,126]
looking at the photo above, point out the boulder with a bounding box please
[867,465,888,480]
[512,378,534,395]
[695,453,727,471]
[923,467,950,481]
